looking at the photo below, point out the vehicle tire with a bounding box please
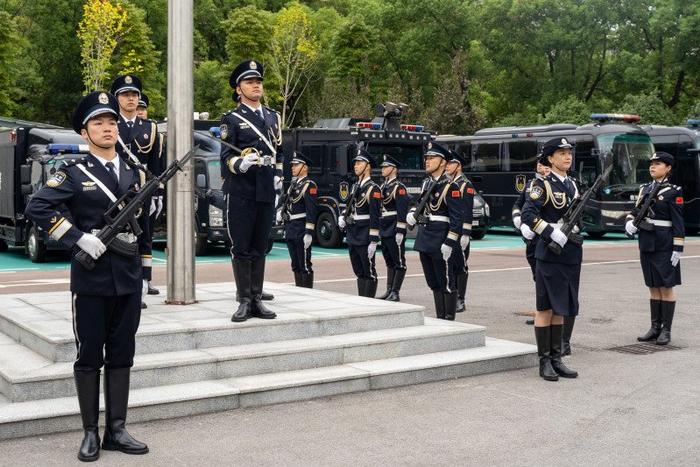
[0,239,8,252]
[194,230,208,256]
[27,226,46,263]
[587,231,606,239]
[315,211,342,248]
[471,229,486,240]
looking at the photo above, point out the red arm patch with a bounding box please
[372,191,381,199]
[451,190,461,198]
[309,187,317,195]
[676,196,684,205]
[398,188,406,195]
[466,187,475,195]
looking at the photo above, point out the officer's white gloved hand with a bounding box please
[440,243,452,261]
[142,279,149,297]
[149,196,157,216]
[460,235,470,250]
[276,210,283,224]
[367,241,377,258]
[520,224,536,240]
[572,225,581,234]
[338,215,346,229]
[77,233,107,260]
[406,211,417,227]
[156,195,164,218]
[625,220,638,236]
[671,251,681,267]
[550,228,568,247]
[513,216,522,229]
[395,232,404,245]
[303,233,312,249]
[238,153,259,172]
[274,175,283,191]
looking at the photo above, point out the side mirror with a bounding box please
[21,184,33,196]
[196,173,207,188]
[20,165,32,185]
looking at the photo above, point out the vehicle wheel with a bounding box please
[27,226,46,263]
[685,227,698,236]
[587,231,606,239]
[194,230,208,256]
[471,229,486,240]
[315,211,342,248]
[0,239,8,252]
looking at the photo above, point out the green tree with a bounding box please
[0,10,26,115]
[615,91,679,125]
[541,97,592,125]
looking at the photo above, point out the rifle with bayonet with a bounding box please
[409,177,439,230]
[75,145,199,270]
[548,165,612,255]
[627,178,665,237]
[276,178,297,224]
[341,181,359,229]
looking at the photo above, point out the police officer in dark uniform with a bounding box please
[625,151,684,345]
[25,92,149,461]
[279,152,318,288]
[521,137,579,381]
[513,160,551,325]
[445,151,475,313]
[406,143,463,320]
[220,59,283,322]
[377,155,410,301]
[338,149,382,297]
[111,75,163,299]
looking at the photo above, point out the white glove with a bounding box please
[238,153,259,172]
[625,220,638,236]
[520,224,536,240]
[440,243,452,261]
[550,228,568,248]
[671,251,681,267]
[274,175,283,191]
[149,196,157,216]
[406,211,417,227]
[460,235,470,250]
[303,233,312,249]
[338,215,346,229]
[276,210,283,223]
[572,225,580,234]
[367,241,377,258]
[77,233,107,260]
[142,279,148,297]
[513,216,522,229]
[395,232,404,245]
[155,195,164,218]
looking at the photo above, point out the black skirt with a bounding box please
[640,251,681,288]
[535,260,581,316]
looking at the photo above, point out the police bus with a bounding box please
[280,103,490,247]
[437,114,655,237]
[642,121,700,234]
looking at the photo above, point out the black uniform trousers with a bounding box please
[447,244,471,290]
[419,251,452,293]
[525,240,537,281]
[349,245,377,280]
[380,236,406,270]
[286,238,312,273]
[72,292,141,372]
[226,196,274,260]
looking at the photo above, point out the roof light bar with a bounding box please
[47,144,89,155]
[590,113,641,124]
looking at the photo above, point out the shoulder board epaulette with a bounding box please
[63,157,86,166]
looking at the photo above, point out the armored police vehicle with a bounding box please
[642,121,700,234]
[438,114,655,237]
[278,103,490,247]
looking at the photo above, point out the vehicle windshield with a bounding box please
[596,132,653,191]
[207,160,223,190]
[365,143,426,171]
[43,155,82,178]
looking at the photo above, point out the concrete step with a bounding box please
[0,337,537,440]
[0,288,426,362]
[0,319,485,402]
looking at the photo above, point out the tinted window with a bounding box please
[366,143,425,170]
[471,143,500,171]
[300,145,324,168]
[505,141,538,172]
[207,160,223,190]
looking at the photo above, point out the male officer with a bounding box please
[25,92,149,461]
[111,75,163,298]
[377,155,410,301]
[625,152,684,345]
[512,160,551,325]
[338,149,381,297]
[136,93,149,120]
[280,152,318,288]
[521,137,580,381]
[407,143,463,320]
[445,151,475,313]
[220,59,283,322]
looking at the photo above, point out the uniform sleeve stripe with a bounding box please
[533,219,548,234]
[447,232,459,241]
[49,218,72,240]
[48,217,65,235]
[305,223,315,230]
[227,157,239,174]
[673,238,684,245]
[369,229,379,236]
[397,222,407,229]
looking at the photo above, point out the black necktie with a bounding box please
[105,161,119,189]
[256,109,264,121]
[127,121,134,128]
[564,178,574,197]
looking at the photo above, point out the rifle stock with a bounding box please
[629,179,665,236]
[409,178,437,230]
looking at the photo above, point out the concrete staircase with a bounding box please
[0,283,536,440]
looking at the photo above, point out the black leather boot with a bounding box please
[562,315,575,356]
[656,301,675,345]
[75,370,101,462]
[294,272,303,287]
[231,258,252,322]
[366,278,378,298]
[443,291,458,321]
[102,368,148,455]
[146,282,159,295]
[385,268,406,302]
[251,257,276,319]
[432,290,445,319]
[261,290,274,301]
[455,273,468,313]
[638,299,662,342]
[377,268,395,300]
[534,326,558,381]
[550,324,578,378]
[357,278,364,296]
[301,272,314,288]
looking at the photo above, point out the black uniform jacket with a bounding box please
[627,181,684,253]
[219,104,283,204]
[24,154,146,295]
[283,176,318,239]
[346,177,381,246]
[413,175,463,254]
[521,174,582,265]
[116,115,163,177]
[453,174,475,238]
[379,177,410,238]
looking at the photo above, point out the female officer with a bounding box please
[625,152,684,345]
[521,137,580,382]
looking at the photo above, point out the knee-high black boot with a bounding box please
[357,278,364,296]
[455,273,468,313]
[551,324,578,378]
[102,368,148,455]
[443,291,458,321]
[385,269,406,302]
[377,268,395,300]
[231,258,252,322]
[365,278,378,298]
[251,257,276,319]
[638,299,662,342]
[432,290,445,319]
[562,316,575,356]
[294,272,303,287]
[301,272,314,288]
[534,326,558,381]
[656,301,675,345]
[75,370,101,462]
